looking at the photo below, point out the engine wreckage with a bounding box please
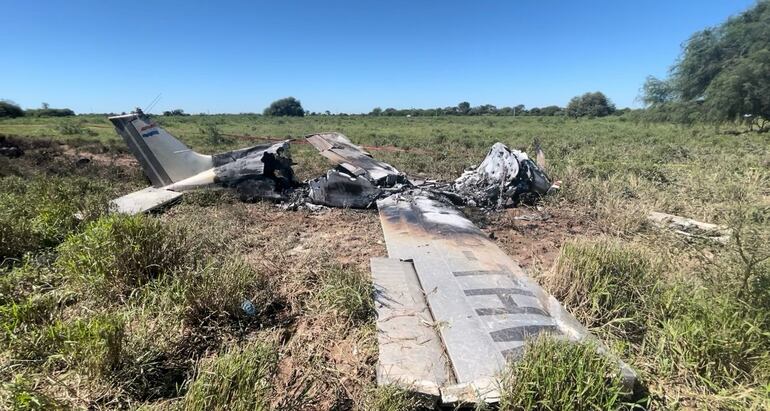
[108,110,636,405]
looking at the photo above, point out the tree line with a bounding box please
[258,94,623,118]
[0,101,74,119]
[366,103,566,117]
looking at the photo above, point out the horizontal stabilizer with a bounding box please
[110,187,184,215]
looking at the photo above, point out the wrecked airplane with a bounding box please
[108,109,297,213]
[108,110,554,213]
[107,109,636,405]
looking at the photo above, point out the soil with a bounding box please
[483,206,600,272]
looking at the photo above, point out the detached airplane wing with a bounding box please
[372,193,636,404]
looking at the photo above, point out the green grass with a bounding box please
[182,339,278,411]
[0,176,109,263]
[499,336,630,411]
[366,385,435,411]
[0,114,768,409]
[545,238,662,340]
[183,258,274,325]
[313,266,375,325]
[55,214,202,302]
[1,374,65,410]
[543,237,770,408]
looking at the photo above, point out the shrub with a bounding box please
[26,108,75,117]
[55,121,95,136]
[724,205,770,305]
[199,123,231,146]
[544,238,660,340]
[183,340,278,411]
[499,336,629,410]
[56,214,199,301]
[566,92,616,118]
[0,177,108,263]
[163,109,188,116]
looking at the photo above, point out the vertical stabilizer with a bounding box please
[109,110,213,187]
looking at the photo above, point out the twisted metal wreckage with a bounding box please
[109,110,637,405]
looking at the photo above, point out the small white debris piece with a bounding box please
[648,211,731,243]
[304,203,329,212]
[440,378,501,405]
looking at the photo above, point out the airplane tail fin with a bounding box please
[109,110,213,187]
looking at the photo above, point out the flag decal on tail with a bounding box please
[140,122,159,138]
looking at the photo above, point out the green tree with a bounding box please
[457,101,471,115]
[566,92,616,118]
[263,97,304,117]
[0,100,24,118]
[703,48,770,126]
[641,76,676,106]
[644,1,770,127]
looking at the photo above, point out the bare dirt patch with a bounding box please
[481,205,600,272]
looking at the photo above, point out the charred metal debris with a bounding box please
[215,141,298,202]
[273,132,556,210]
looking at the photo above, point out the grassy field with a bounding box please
[1,114,769,410]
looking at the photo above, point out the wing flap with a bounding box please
[371,257,449,398]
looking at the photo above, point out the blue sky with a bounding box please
[0,0,757,114]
